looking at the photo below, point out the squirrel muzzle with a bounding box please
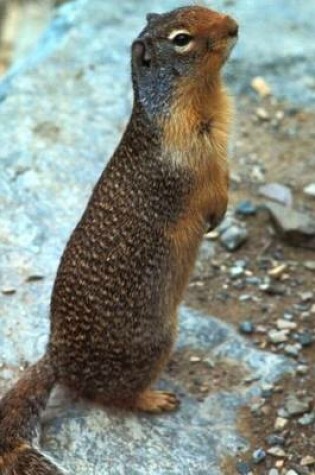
[132,38,152,68]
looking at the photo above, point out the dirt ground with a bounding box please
[183,94,315,474]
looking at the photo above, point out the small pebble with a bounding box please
[277,407,289,418]
[296,331,313,347]
[275,110,284,121]
[300,455,315,466]
[299,291,313,303]
[235,200,257,216]
[259,182,293,206]
[303,183,315,197]
[274,417,288,431]
[250,398,266,413]
[285,395,310,416]
[268,264,287,279]
[286,471,298,475]
[205,230,219,240]
[296,365,308,375]
[239,294,252,302]
[239,321,255,335]
[256,107,270,120]
[251,76,272,97]
[276,319,297,330]
[251,165,265,183]
[189,356,201,363]
[246,276,261,286]
[230,266,244,279]
[275,460,284,469]
[268,329,289,344]
[26,274,45,282]
[304,260,315,272]
[260,282,286,296]
[283,312,294,320]
[236,461,252,475]
[298,412,315,426]
[268,470,279,475]
[261,383,274,398]
[284,344,301,357]
[265,434,285,446]
[252,448,266,464]
[267,447,287,457]
[220,225,248,251]
[1,287,16,295]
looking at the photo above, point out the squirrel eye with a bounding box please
[172,33,193,47]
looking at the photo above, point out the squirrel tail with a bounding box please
[0,355,65,474]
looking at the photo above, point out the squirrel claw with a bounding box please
[134,390,180,413]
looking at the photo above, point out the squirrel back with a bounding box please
[0,6,238,474]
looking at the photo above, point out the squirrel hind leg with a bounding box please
[132,390,180,414]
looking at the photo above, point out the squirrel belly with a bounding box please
[0,6,237,474]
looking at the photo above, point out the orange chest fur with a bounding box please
[161,90,231,302]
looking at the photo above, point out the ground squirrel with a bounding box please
[0,6,238,474]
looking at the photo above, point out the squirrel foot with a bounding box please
[133,390,180,413]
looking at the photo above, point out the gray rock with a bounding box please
[0,305,294,474]
[298,412,315,426]
[236,461,253,475]
[192,239,216,278]
[277,407,289,418]
[274,417,288,431]
[284,344,301,357]
[268,330,289,344]
[303,183,315,198]
[264,202,315,249]
[245,276,261,286]
[299,291,314,303]
[235,200,257,216]
[304,260,315,272]
[230,265,245,279]
[296,365,309,375]
[296,331,314,348]
[220,224,248,251]
[239,321,255,335]
[252,448,266,464]
[265,434,285,446]
[285,395,310,417]
[260,280,286,296]
[259,183,293,207]
[267,447,287,457]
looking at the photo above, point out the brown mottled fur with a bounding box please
[0,6,237,474]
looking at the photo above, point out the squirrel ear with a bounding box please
[146,13,161,24]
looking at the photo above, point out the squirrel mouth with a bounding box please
[208,35,238,60]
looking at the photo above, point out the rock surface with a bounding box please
[264,202,315,249]
[0,0,310,473]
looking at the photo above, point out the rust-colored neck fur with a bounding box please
[162,73,232,311]
[163,73,232,228]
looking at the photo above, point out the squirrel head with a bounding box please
[131,6,238,118]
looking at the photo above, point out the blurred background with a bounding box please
[0,0,67,73]
[0,1,314,473]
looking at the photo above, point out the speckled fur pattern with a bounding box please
[0,5,237,473]
[49,108,193,402]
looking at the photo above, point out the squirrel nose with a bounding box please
[226,17,239,37]
[132,38,152,67]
